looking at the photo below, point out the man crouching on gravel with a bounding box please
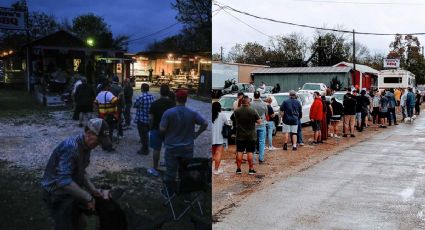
[41,118,113,230]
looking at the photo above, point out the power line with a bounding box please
[221,8,273,39]
[127,22,181,43]
[293,0,425,6]
[213,0,425,36]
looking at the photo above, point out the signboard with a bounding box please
[0,7,26,30]
[383,59,400,68]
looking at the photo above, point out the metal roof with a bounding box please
[333,62,379,74]
[251,66,352,74]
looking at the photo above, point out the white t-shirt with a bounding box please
[212,112,229,145]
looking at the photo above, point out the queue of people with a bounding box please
[41,77,208,228]
[212,87,421,176]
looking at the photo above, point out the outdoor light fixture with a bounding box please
[86,38,95,47]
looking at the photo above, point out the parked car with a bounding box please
[273,92,314,125]
[298,83,327,96]
[256,86,273,94]
[217,93,280,138]
[222,83,251,95]
[331,91,346,104]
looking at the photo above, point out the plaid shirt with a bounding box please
[41,134,91,193]
[134,92,155,124]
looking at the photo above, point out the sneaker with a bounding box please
[329,133,334,137]
[259,160,265,164]
[334,134,339,138]
[265,146,269,150]
[248,169,256,175]
[312,141,318,145]
[292,147,297,151]
[269,146,278,151]
[382,126,387,128]
[283,143,288,151]
[213,168,224,175]
[299,143,304,146]
[350,134,356,137]
[236,168,242,174]
[147,168,160,177]
[343,134,347,137]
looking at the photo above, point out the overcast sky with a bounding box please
[212,0,425,59]
[3,0,182,52]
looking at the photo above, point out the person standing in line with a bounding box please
[329,97,343,138]
[234,96,261,174]
[385,88,398,126]
[147,84,175,177]
[160,89,208,191]
[265,97,277,151]
[320,95,330,141]
[358,90,371,130]
[233,92,244,110]
[250,91,267,163]
[74,77,95,127]
[123,78,134,127]
[110,76,125,138]
[94,82,118,149]
[400,89,407,121]
[212,102,230,175]
[280,90,302,150]
[134,83,155,155]
[379,91,389,128]
[415,90,422,115]
[406,87,415,122]
[371,90,381,126]
[394,88,402,112]
[342,92,357,137]
[310,91,323,144]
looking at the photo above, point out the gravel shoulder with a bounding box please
[0,91,211,176]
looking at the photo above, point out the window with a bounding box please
[383,77,402,83]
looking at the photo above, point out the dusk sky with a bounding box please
[2,0,183,52]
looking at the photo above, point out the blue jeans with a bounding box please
[164,146,194,182]
[266,121,275,148]
[256,125,266,161]
[407,107,414,118]
[297,119,303,144]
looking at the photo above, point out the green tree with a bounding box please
[388,34,425,84]
[267,33,308,67]
[242,42,266,64]
[310,31,350,66]
[71,14,129,50]
[172,0,211,52]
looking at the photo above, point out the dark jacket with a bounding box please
[123,84,133,105]
[74,83,95,106]
[343,96,357,115]
[280,98,302,125]
[331,100,343,116]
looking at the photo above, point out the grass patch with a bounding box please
[0,88,67,123]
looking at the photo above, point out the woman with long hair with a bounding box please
[330,97,343,137]
[212,102,229,175]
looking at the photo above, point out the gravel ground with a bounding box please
[0,91,211,176]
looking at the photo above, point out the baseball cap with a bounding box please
[175,89,188,101]
[86,118,112,148]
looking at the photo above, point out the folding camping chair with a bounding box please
[162,157,210,221]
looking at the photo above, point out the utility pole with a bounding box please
[353,29,358,89]
[220,46,224,62]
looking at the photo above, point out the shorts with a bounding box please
[355,112,362,121]
[149,129,163,151]
[330,115,341,121]
[212,144,223,153]
[311,120,321,131]
[282,123,298,133]
[236,140,255,153]
[379,111,388,119]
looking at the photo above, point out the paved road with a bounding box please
[214,116,425,230]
